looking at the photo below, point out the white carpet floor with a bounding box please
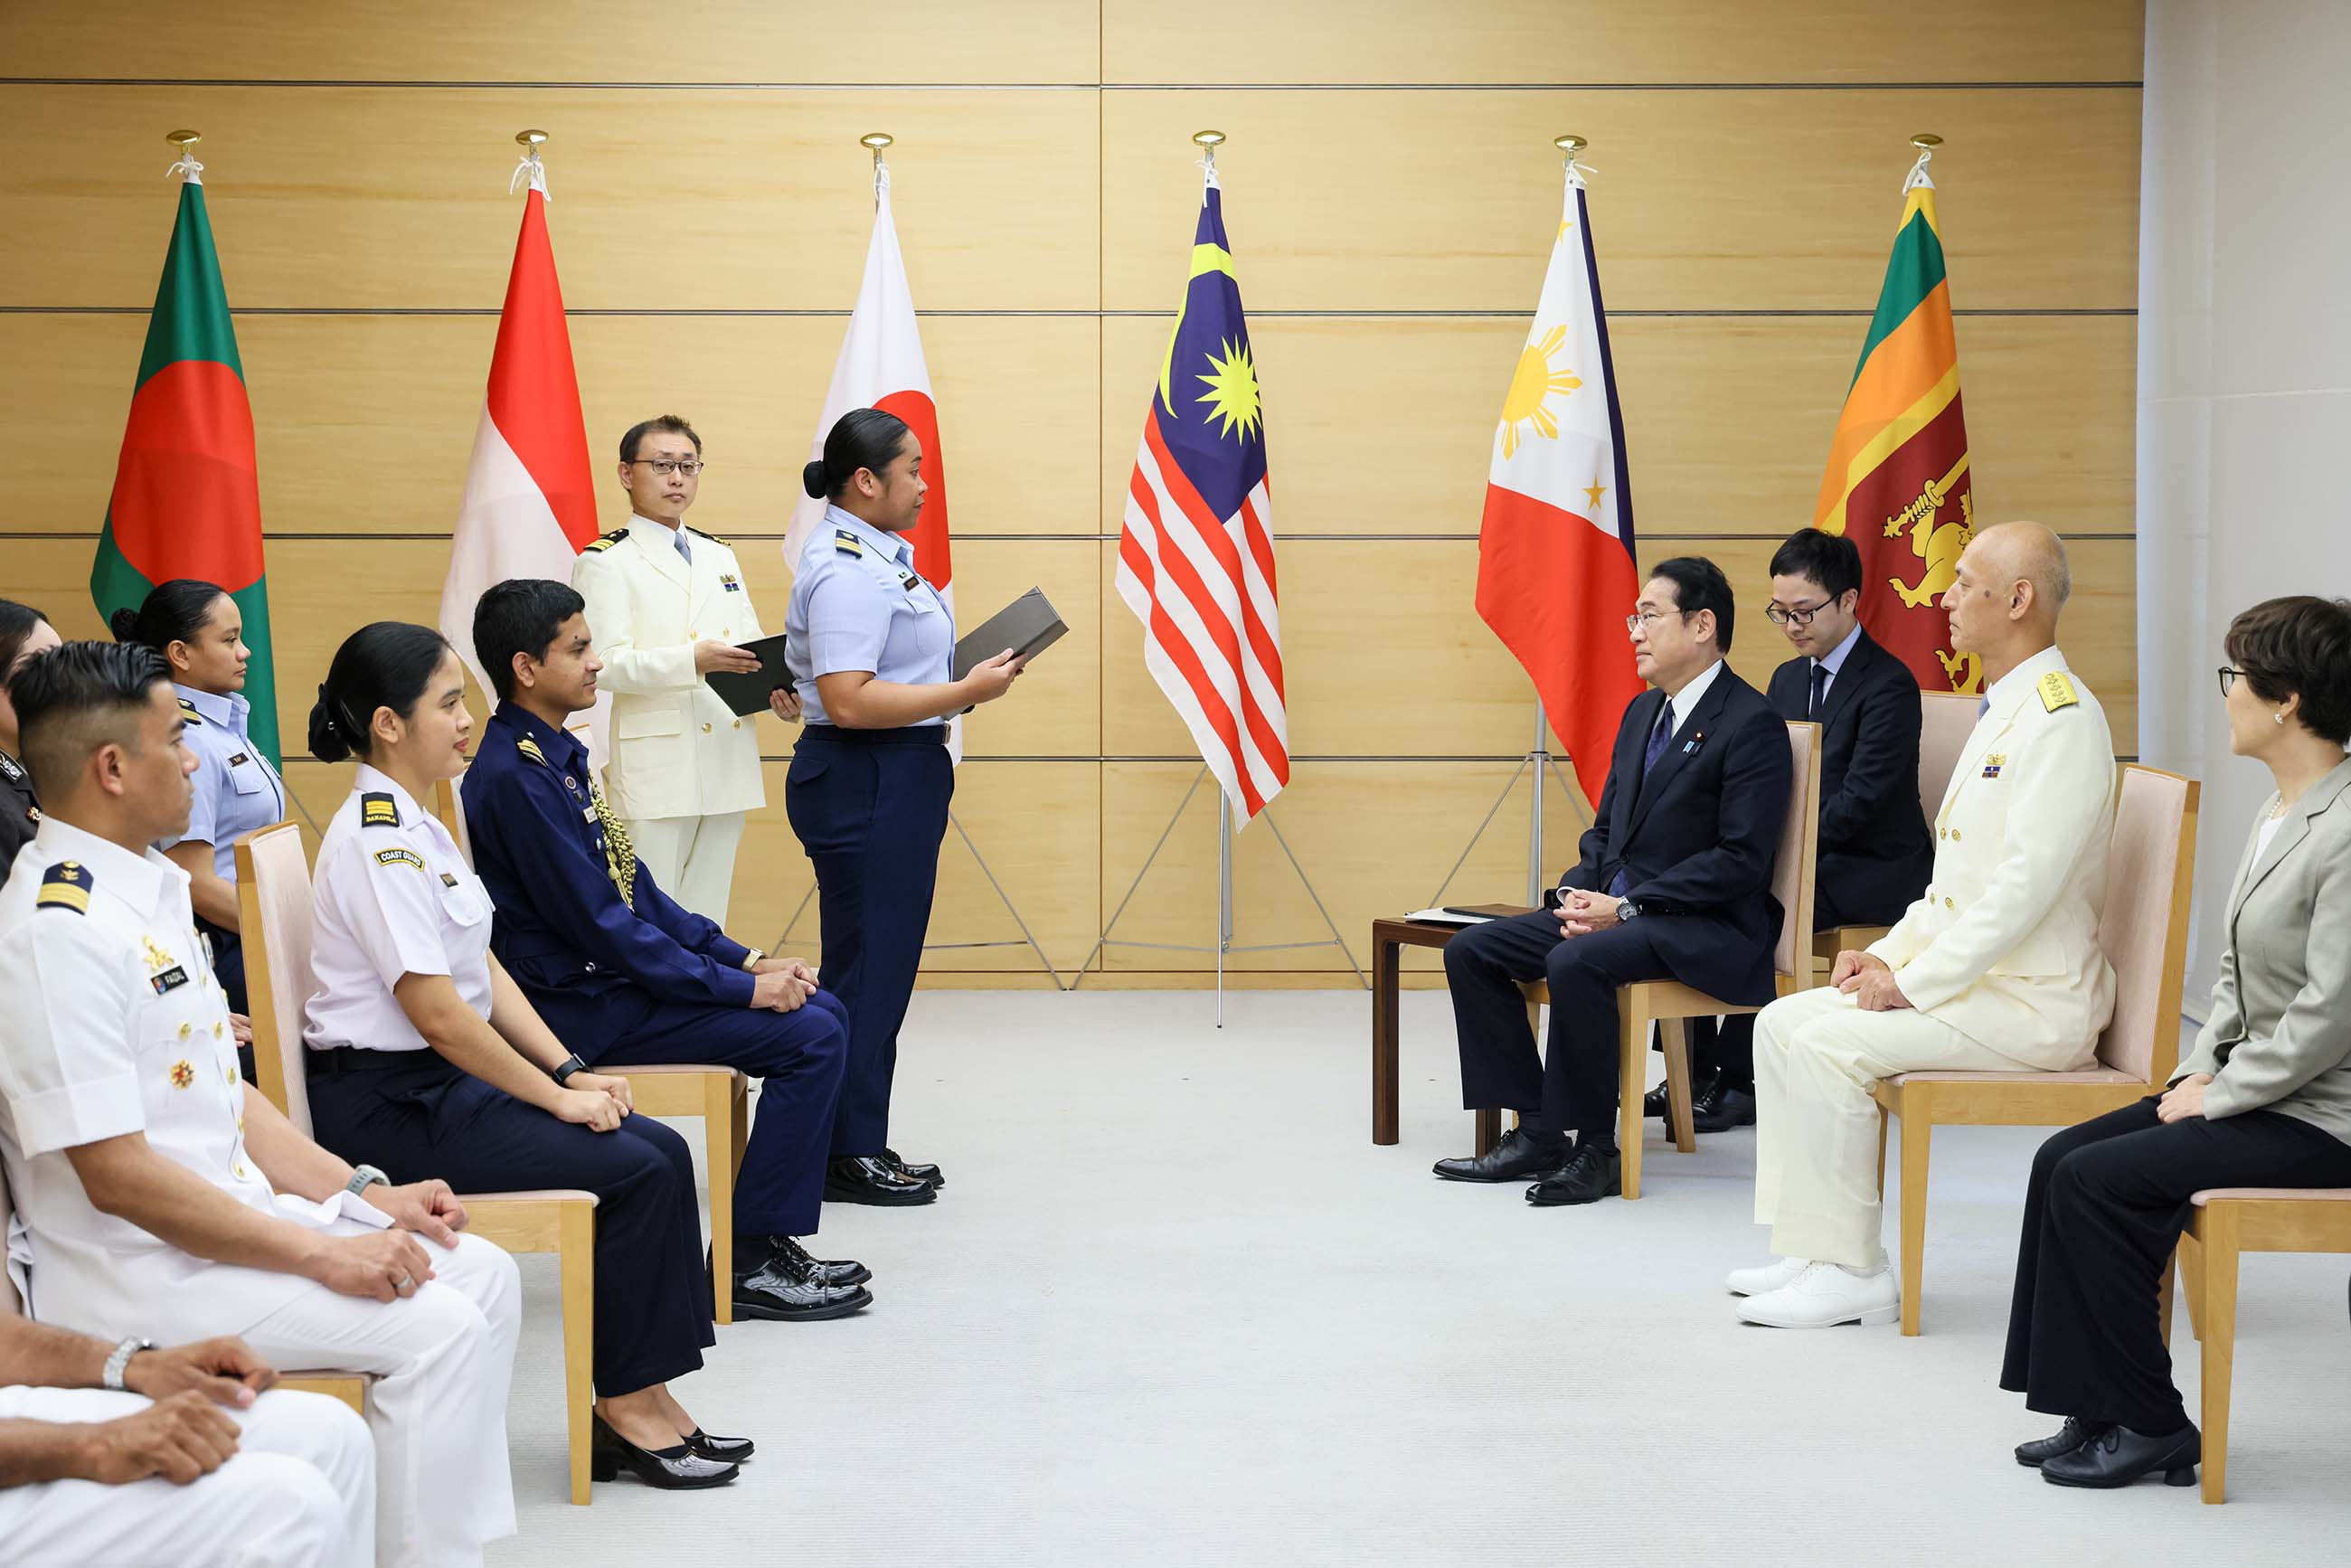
[486,991,2351,1566]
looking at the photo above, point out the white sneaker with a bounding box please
[1724,1256,1808,1297]
[1734,1256,1901,1328]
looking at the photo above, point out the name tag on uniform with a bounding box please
[228,751,250,767]
[440,873,460,888]
[150,965,190,994]
[582,805,598,821]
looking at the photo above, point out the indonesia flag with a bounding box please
[438,154,604,754]
[787,157,958,758]
[1476,160,1642,806]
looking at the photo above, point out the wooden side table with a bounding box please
[1371,911,1534,1155]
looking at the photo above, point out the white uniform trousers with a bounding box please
[1753,985,2030,1268]
[173,1227,520,1568]
[0,1384,374,1568]
[624,809,746,923]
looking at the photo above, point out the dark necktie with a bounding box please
[1809,662,1829,720]
[1642,700,1675,778]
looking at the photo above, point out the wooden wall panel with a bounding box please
[3,313,1101,542]
[13,2,1105,84]
[1102,89,2140,311]
[1101,0,2146,85]
[1099,314,2137,539]
[0,88,1100,310]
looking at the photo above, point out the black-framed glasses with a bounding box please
[2217,666,2248,697]
[1764,598,1832,628]
[629,458,705,477]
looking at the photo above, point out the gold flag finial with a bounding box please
[860,132,894,154]
[1191,129,1226,149]
[165,128,202,149]
[1554,134,1587,156]
[1911,132,1944,151]
[515,128,549,149]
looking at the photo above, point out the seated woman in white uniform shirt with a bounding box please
[298,621,746,1489]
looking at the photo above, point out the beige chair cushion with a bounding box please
[244,822,323,1137]
[1917,692,1981,817]
[1885,1066,2143,1085]
[2192,1187,2351,1204]
[1769,722,1820,981]
[2092,768,2191,1081]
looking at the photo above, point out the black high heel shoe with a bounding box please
[685,1428,754,1462]
[590,1413,740,1488]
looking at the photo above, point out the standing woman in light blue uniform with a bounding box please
[110,578,285,1025]
[785,409,1027,1206]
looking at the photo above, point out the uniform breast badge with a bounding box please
[36,861,92,914]
[169,1060,195,1090]
[1982,753,2006,779]
[720,571,743,593]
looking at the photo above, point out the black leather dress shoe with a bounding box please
[1432,1128,1572,1184]
[2040,1422,2200,1488]
[1525,1145,1622,1206]
[1692,1082,1758,1133]
[883,1148,942,1189]
[824,1156,938,1206]
[2015,1417,2110,1469]
[732,1253,873,1321]
[1641,1082,1673,1119]
[685,1428,754,1463]
[590,1414,740,1488]
[767,1235,873,1289]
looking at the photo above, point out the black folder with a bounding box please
[952,588,1067,681]
[701,632,795,717]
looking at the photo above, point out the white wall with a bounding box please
[2137,0,2351,1009]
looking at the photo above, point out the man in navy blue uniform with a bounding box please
[460,579,872,1321]
[1436,557,1793,1205]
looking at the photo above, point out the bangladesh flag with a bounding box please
[92,175,278,760]
[1812,163,1978,695]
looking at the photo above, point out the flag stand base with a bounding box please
[772,811,1066,990]
[1425,703,1591,909]
[1072,765,1368,1026]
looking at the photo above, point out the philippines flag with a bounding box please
[786,157,960,757]
[439,154,605,756]
[1475,161,1642,806]
[1115,165,1289,825]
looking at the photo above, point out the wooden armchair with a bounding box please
[1870,765,2199,1336]
[430,776,752,1317]
[238,823,600,1505]
[1813,690,1985,982]
[1519,721,1821,1198]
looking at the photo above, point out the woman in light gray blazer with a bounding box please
[1998,594,2351,1491]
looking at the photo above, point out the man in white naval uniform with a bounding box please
[574,414,800,921]
[1731,522,2119,1329]
[0,641,520,1568]
[0,1158,375,1568]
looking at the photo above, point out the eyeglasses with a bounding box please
[2217,666,2248,697]
[1764,599,1831,628]
[629,458,705,477]
[1624,609,1693,634]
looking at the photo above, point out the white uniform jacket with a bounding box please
[0,819,394,1338]
[1869,645,2120,1069]
[572,513,769,821]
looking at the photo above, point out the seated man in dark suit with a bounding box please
[1437,557,1793,1205]
[1666,528,1934,1131]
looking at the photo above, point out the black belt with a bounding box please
[798,723,948,749]
[312,1045,448,1079]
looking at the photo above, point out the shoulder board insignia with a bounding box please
[583,528,628,553]
[2036,671,2080,713]
[834,531,864,557]
[374,847,424,871]
[359,792,401,828]
[36,860,92,914]
[516,736,548,766]
[176,697,203,724]
[0,751,24,783]
[687,525,731,547]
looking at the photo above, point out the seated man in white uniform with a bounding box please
[0,641,522,1568]
[0,1161,374,1568]
[1732,522,2118,1329]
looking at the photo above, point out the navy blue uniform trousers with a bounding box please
[783,724,952,1158]
[530,983,850,1238]
[2000,1095,2351,1431]
[306,1051,714,1399]
[1442,909,1685,1147]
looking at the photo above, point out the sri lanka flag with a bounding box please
[92,167,280,762]
[1814,158,1979,694]
[1475,161,1641,808]
[1115,165,1289,825]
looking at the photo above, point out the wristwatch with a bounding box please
[1617,897,1643,921]
[552,1053,589,1087]
[343,1163,389,1197]
[102,1336,154,1392]
[741,949,761,973]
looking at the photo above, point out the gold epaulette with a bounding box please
[360,792,401,828]
[686,524,731,547]
[177,697,203,724]
[36,861,91,914]
[834,530,864,557]
[2037,671,2080,713]
[582,528,628,553]
[516,736,548,766]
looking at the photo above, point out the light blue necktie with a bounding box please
[673,528,691,565]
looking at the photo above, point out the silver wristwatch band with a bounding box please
[102,1336,153,1392]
